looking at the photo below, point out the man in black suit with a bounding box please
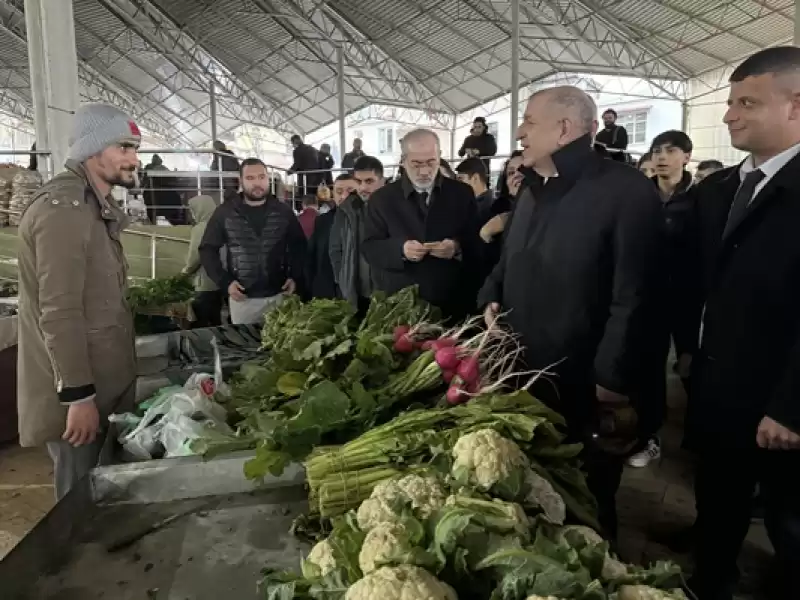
[362,128,481,320]
[679,47,800,600]
[478,86,666,539]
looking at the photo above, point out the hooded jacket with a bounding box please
[185,195,219,292]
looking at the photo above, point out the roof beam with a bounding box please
[100,0,300,133]
[0,3,181,141]
[318,0,459,115]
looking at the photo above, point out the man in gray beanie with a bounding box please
[17,103,141,499]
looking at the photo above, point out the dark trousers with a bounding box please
[691,447,800,599]
[191,290,223,328]
[532,376,625,539]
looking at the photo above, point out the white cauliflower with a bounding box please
[357,474,447,531]
[616,585,688,600]
[523,470,566,524]
[302,539,337,577]
[345,565,457,600]
[359,522,416,574]
[452,428,529,490]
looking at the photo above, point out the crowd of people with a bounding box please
[12,45,800,600]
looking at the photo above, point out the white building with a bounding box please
[305,74,684,182]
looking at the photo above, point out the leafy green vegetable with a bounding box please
[126,273,194,313]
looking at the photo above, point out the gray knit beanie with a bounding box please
[67,103,141,163]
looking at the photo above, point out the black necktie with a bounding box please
[724,168,765,237]
[416,191,429,218]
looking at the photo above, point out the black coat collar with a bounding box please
[519,134,594,187]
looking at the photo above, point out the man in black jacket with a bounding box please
[628,129,696,469]
[458,117,497,177]
[479,87,665,539]
[330,156,385,312]
[199,158,306,325]
[318,143,335,188]
[679,47,800,600]
[288,134,321,197]
[363,129,482,320]
[455,157,493,224]
[306,173,357,299]
[594,109,628,162]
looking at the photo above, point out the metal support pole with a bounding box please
[510,0,520,153]
[681,100,689,133]
[337,45,346,163]
[209,83,218,142]
[795,0,800,45]
[24,0,49,177]
[150,234,157,279]
[450,113,457,161]
[25,0,79,174]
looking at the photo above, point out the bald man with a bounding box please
[478,86,667,539]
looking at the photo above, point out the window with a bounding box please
[487,121,499,140]
[617,110,648,145]
[378,127,394,154]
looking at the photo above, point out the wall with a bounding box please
[453,94,682,174]
[686,67,746,166]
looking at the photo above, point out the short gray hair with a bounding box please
[536,86,597,134]
[400,128,440,153]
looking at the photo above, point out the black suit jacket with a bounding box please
[681,152,800,448]
[362,175,482,319]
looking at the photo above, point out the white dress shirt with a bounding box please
[739,141,800,202]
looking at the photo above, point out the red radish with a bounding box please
[442,370,455,384]
[435,346,460,371]
[421,340,435,351]
[393,334,414,353]
[431,337,457,352]
[446,385,467,405]
[456,356,480,385]
[466,379,481,394]
[393,325,411,341]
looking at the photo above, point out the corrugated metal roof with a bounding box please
[0,0,794,144]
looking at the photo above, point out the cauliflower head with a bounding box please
[357,474,447,531]
[345,565,457,600]
[359,522,419,575]
[302,539,338,578]
[452,428,529,491]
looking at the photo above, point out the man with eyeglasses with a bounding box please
[362,128,482,320]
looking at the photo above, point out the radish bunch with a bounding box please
[392,317,544,406]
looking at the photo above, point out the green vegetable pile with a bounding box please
[261,392,687,599]
[193,287,448,478]
[126,273,194,313]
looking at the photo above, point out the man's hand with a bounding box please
[228,280,247,302]
[596,385,629,405]
[63,398,100,447]
[676,353,692,379]
[425,239,459,260]
[403,240,428,262]
[282,278,297,295]
[483,302,500,328]
[480,213,509,243]
[757,416,800,450]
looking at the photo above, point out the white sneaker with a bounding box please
[627,437,661,468]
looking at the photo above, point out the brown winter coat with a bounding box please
[16,161,137,447]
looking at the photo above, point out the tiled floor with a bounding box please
[0,443,54,559]
[0,373,774,598]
